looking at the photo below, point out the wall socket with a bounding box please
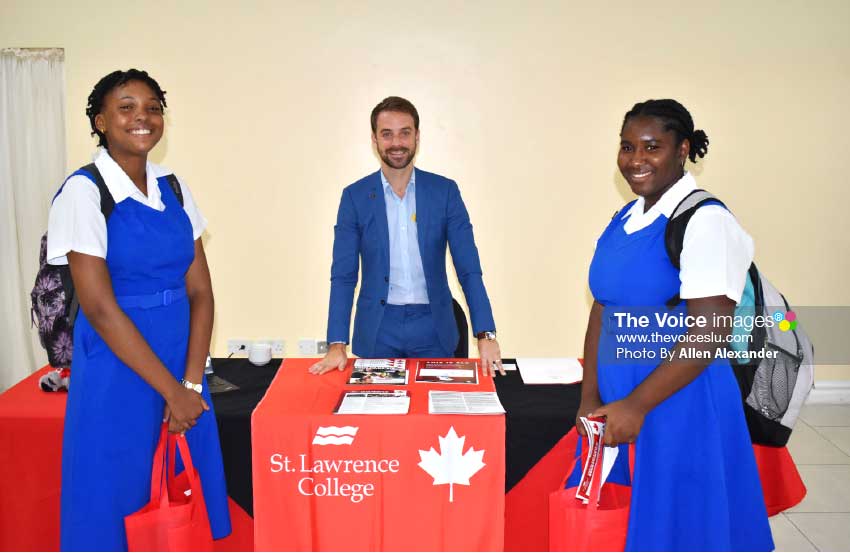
[227,339,251,355]
[298,338,318,355]
[255,339,286,356]
[230,338,285,356]
[269,339,285,355]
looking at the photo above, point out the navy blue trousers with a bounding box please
[373,304,453,358]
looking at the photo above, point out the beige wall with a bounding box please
[3,0,849,378]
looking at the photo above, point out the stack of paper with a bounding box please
[335,390,410,414]
[516,358,583,384]
[428,391,505,415]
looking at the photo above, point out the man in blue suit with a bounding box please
[309,97,503,376]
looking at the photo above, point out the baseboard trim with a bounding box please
[807,380,850,404]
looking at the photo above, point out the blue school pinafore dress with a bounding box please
[59,174,231,551]
[584,201,774,551]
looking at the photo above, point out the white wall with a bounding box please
[2,0,848,378]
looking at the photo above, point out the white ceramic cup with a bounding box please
[248,342,272,366]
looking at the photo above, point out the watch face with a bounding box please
[183,380,202,393]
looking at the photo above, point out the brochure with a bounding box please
[334,390,410,415]
[415,360,478,384]
[576,416,619,504]
[349,359,408,385]
[427,391,505,415]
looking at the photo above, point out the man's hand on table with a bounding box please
[308,343,348,375]
[478,338,505,377]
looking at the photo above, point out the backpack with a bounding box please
[665,189,814,447]
[31,163,183,389]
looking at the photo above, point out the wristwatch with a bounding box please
[476,331,497,341]
[181,379,202,394]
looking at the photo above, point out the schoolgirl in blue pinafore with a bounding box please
[576,188,775,551]
[58,168,231,550]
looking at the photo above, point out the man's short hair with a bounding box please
[370,96,420,132]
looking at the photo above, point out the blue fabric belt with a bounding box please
[115,287,187,309]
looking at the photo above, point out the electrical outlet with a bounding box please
[298,338,318,356]
[269,339,285,356]
[316,340,328,354]
[227,339,251,355]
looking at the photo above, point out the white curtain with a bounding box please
[0,48,66,391]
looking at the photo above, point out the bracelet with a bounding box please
[181,379,202,394]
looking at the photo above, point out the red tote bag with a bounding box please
[549,438,633,552]
[125,424,214,552]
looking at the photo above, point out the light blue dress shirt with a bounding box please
[381,169,429,305]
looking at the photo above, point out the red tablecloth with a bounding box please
[251,358,505,551]
[0,364,806,552]
[0,366,253,552]
[0,366,65,552]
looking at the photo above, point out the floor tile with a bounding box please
[786,513,850,551]
[769,514,817,551]
[816,426,850,458]
[786,420,850,465]
[787,465,850,512]
[799,404,850,427]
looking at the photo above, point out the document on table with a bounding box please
[428,391,505,415]
[516,357,583,384]
[349,359,408,385]
[208,374,240,394]
[335,390,410,415]
[415,360,478,384]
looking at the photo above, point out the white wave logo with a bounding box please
[312,426,359,446]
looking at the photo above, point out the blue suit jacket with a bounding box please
[327,168,496,357]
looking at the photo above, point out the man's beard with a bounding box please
[379,146,415,169]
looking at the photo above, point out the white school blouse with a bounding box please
[47,148,207,265]
[620,171,754,303]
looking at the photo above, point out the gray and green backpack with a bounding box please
[665,189,815,447]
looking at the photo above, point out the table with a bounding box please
[0,365,255,552]
[251,358,505,551]
[208,358,808,525]
[0,359,807,552]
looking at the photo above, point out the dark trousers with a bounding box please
[373,304,452,358]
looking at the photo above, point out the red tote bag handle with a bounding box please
[149,424,171,508]
[127,424,214,552]
[566,436,637,509]
[148,424,206,510]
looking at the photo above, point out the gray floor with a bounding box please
[771,404,850,551]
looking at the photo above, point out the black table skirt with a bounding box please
[210,358,581,516]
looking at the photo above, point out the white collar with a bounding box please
[625,171,698,220]
[92,148,168,208]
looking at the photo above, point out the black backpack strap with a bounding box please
[664,189,727,269]
[164,174,184,206]
[79,163,116,221]
[663,189,727,308]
